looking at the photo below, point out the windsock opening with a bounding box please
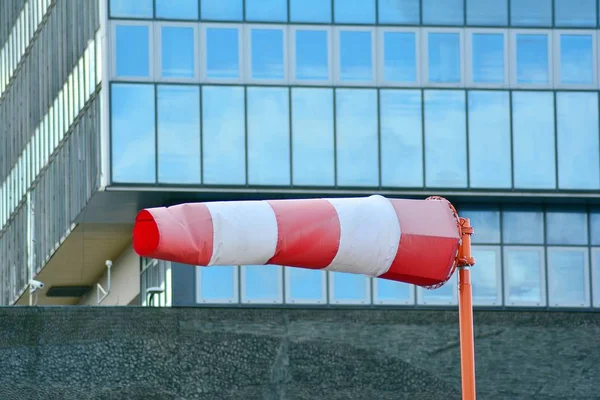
[132,209,160,258]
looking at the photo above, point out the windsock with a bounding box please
[132,195,461,287]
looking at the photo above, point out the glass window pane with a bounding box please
[559,35,594,85]
[206,28,239,79]
[156,0,198,20]
[292,88,334,186]
[336,89,378,187]
[157,85,200,184]
[287,268,325,303]
[423,0,463,25]
[110,0,152,18]
[243,265,282,303]
[502,207,544,244]
[468,91,511,188]
[428,33,461,83]
[339,30,373,82]
[424,90,467,188]
[471,247,500,305]
[334,0,375,24]
[557,93,599,189]
[380,90,423,187]
[115,25,149,78]
[512,92,556,189]
[330,272,369,304]
[161,26,195,78]
[591,211,600,245]
[197,266,236,303]
[510,0,551,26]
[202,86,245,184]
[548,249,588,307]
[295,30,328,81]
[505,248,544,305]
[290,0,331,23]
[375,279,412,304]
[555,0,596,27]
[250,29,284,80]
[472,33,505,83]
[515,34,549,84]
[420,279,456,304]
[546,209,588,245]
[247,87,290,185]
[467,0,508,26]
[201,0,243,21]
[246,0,287,22]
[378,0,419,24]
[459,208,500,243]
[383,31,417,83]
[111,84,155,183]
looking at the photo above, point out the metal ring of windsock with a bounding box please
[132,195,464,289]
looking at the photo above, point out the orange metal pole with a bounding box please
[458,267,476,400]
[457,218,476,400]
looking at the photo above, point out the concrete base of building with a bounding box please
[0,308,598,399]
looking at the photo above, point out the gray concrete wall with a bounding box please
[0,308,598,400]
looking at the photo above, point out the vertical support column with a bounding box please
[457,217,476,400]
[26,191,34,306]
[458,267,476,400]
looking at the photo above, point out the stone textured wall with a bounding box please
[0,308,598,400]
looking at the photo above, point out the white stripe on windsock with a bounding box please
[325,195,401,276]
[206,200,278,266]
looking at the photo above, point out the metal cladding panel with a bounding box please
[132,196,462,287]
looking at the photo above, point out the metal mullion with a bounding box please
[332,88,337,187]
[542,205,549,309]
[588,206,594,308]
[376,87,381,188]
[288,86,293,186]
[199,84,203,185]
[465,89,471,188]
[420,89,427,188]
[553,91,559,189]
[154,83,158,184]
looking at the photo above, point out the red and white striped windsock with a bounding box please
[132,195,461,287]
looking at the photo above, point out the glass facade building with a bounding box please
[1,0,600,309]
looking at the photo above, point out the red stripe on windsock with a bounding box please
[132,203,214,266]
[267,199,340,269]
[379,199,460,286]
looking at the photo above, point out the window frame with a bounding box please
[377,27,421,88]
[154,21,200,83]
[289,25,333,86]
[503,246,547,307]
[373,279,415,305]
[201,23,245,84]
[244,24,289,85]
[592,248,600,308]
[510,29,554,89]
[240,265,284,304]
[465,28,509,88]
[471,245,503,306]
[417,279,458,306]
[333,25,377,86]
[328,271,372,305]
[422,27,465,88]
[284,267,328,305]
[195,266,240,304]
[547,246,590,308]
[110,20,155,82]
[553,29,598,89]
